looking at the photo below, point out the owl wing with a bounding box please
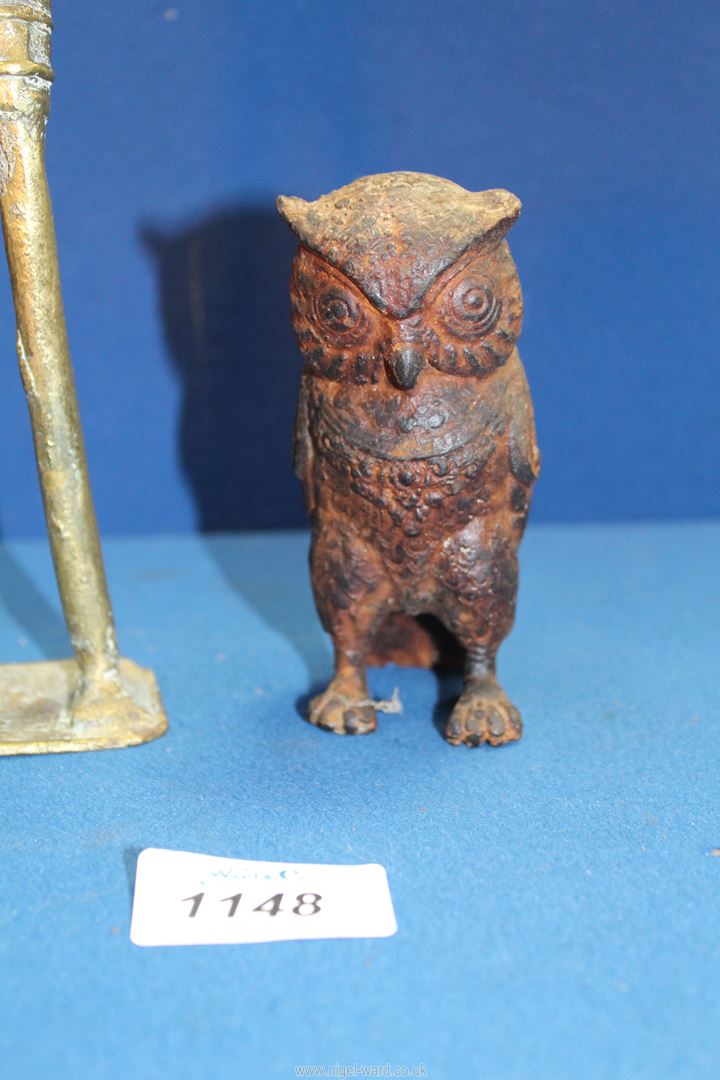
[293,373,316,514]
[506,355,541,486]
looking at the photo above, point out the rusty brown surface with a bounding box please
[278,172,540,748]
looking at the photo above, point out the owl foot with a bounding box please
[445,678,522,748]
[307,677,377,736]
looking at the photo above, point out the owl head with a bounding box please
[277,172,522,391]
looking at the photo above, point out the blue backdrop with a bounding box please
[0,0,717,537]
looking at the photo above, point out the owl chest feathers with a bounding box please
[305,363,516,542]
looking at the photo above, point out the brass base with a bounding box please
[0,657,168,755]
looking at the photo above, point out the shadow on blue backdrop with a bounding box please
[140,214,337,696]
[0,512,68,659]
[142,206,306,531]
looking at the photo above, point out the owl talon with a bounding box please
[308,684,377,736]
[445,680,523,748]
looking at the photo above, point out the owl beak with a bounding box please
[386,347,423,390]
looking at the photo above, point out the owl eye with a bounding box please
[315,286,361,334]
[442,278,500,338]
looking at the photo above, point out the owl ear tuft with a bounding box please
[276,194,311,237]
[471,189,522,240]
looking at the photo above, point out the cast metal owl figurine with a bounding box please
[277,172,540,747]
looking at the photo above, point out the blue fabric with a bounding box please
[0,0,719,537]
[1,524,719,1077]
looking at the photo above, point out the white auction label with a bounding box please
[130,848,398,946]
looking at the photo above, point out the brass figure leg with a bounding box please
[0,2,168,753]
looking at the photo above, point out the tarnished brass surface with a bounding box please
[0,659,166,755]
[0,1,167,754]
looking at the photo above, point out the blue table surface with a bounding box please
[1,522,719,1079]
